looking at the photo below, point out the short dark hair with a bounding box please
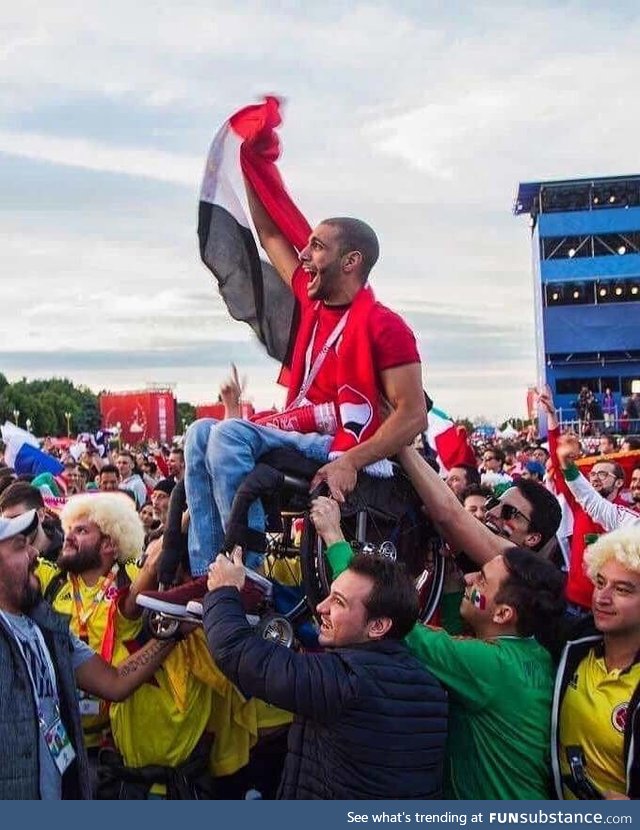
[624,438,640,451]
[169,447,184,460]
[496,547,566,644]
[454,464,481,488]
[100,464,120,478]
[323,217,380,279]
[512,478,562,550]
[348,552,418,640]
[461,483,492,503]
[0,481,44,513]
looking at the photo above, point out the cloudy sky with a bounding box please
[2,1,638,422]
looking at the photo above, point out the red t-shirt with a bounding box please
[291,269,420,405]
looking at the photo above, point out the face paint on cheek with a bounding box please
[469,587,487,610]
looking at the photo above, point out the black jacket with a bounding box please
[203,587,448,800]
[551,629,640,799]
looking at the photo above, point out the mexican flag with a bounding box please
[426,407,476,473]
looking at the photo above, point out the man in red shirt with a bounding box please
[181,196,426,577]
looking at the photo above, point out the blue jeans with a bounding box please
[184,418,331,576]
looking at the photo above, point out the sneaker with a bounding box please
[186,601,259,627]
[137,576,207,617]
[137,570,272,616]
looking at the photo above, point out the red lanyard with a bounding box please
[71,562,119,644]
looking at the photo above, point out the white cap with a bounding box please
[0,510,38,543]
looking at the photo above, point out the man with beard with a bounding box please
[556,448,639,533]
[178,173,426,583]
[35,492,160,750]
[0,510,181,799]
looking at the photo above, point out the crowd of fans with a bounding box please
[0,390,639,801]
[3,100,640,801]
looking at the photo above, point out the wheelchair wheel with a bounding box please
[142,609,182,640]
[299,473,446,623]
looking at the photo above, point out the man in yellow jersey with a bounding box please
[34,492,158,752]
[553,525,640,800]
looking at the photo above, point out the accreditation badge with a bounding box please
[43,715,76,775]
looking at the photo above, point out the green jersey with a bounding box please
[326,540,554,800]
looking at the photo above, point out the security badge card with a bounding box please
[43,715,76,774]
[78,691,101,716]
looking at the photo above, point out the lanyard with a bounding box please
[0,611,59,724]
[71,562,119,643]
[290,309,349,410]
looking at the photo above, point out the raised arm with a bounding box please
[245,177,299,287]
[398,446,510,565]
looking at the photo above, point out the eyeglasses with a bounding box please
[483,455,497,462]
[589,470,615,481]
[485,496,531,524]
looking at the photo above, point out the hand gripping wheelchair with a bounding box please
[144,448,445,647]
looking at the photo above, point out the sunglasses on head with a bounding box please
[484,496,530,524]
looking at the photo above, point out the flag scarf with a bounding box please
[198,97,387,464]
[426,407,476,473]
[1,422,64,477]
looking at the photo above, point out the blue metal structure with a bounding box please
[514,175,640,420]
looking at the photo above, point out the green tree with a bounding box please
[0,376,100,436]
[177,402,197,433]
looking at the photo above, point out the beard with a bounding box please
[312,261,343,302]
[58,545,103,575]
[20,580,41,613]
[20,564,41,613]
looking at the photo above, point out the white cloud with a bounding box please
[3,1,639,419]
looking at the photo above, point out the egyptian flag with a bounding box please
[1,422,64,477]
[197,96,309,375]
[426,406,476,473]
[197,99,395,474]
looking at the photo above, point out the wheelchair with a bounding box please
[144,447,445,647]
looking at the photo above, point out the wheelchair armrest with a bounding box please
[281,474,312,494]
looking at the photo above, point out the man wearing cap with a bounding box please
[0,510,180,799]
[0,481,65,563]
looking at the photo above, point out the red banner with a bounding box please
[576,449,640,485]
[99,390,176,445]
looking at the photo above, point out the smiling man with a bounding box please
[553,526,640,800]
[311,495,566,800]
[182,195,426,581]
[396,445,562,568]
[0,509,183,800]
[202,545,447,800]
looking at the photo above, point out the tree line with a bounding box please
[0,374,101,437]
